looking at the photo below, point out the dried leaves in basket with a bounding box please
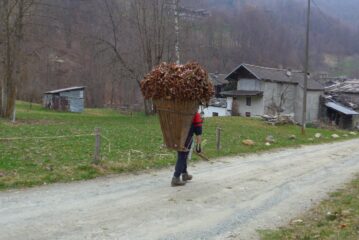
[140,62,214,104]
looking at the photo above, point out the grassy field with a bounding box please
[330,55,359,77]
[0,101,358,190]
[259,176,359,240]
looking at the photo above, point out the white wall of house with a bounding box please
[226,97,233,111]
[226,77,323,122]
[294,86,322,123]
[238,78,262,91]
[236,79,264,116]
[307,91,322,122]
[202,106,229,117]
[236,96,264,116]
[263,81,296,115]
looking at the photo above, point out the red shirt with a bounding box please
[193,112,203,127]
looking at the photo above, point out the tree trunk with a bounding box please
[0,0,26,119]
[1,2,15,118]
[0,70,16,119]
[144,99,154,115]
[173,0,180,64]
[136,75,155,116]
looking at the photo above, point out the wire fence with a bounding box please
[0,127,221,165]
[0,128,112,164]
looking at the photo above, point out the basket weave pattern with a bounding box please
[154,99,199,151]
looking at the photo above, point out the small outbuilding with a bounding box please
[43,86,85,112]
[324,100,359,129]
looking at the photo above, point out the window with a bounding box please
[246,112,251,117]
[246,97,251,106]
[212,112,219,117]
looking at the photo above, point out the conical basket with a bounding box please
[154,99,199,151]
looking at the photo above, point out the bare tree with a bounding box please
[267,84,290,116]
[173,0,180,64]
[94,0,175,115]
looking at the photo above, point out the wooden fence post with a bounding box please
[93,128,101,164]
[216,127,222,151]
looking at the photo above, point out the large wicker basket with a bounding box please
[154,99,199,151]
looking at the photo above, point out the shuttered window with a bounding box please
[246,97,251,106]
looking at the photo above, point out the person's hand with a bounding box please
[196,144,201,153]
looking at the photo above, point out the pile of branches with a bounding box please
[262,114,295,125]
[140,62,214,104]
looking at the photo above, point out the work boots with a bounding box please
[171,177,186,187]
[182,173,193,181]
[171,173,193,187]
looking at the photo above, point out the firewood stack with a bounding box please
[141,62,214,151]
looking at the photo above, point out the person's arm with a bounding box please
[193,112,203,153]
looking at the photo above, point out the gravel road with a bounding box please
[1,139,359,240]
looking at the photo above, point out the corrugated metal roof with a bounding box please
[226,64,324,91]
[45,86,85,94]
[325,101,359,115]
[220,90,263,97]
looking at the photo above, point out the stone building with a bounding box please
[221,64,324,123]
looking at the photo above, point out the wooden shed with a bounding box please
[43,86,85,112]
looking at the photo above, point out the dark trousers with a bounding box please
[174,127,194,178]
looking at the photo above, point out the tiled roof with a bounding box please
[226,63,324,91]
[209,73,229,86]
[325,79,359,93]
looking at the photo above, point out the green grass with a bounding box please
[0,101,358,190]
[259,176,359,240]
[331,55,359,77]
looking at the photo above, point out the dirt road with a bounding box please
[1,139,359,240]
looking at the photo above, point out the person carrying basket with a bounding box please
[171,112,203,187]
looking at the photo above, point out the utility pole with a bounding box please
[173,0,180,64]
[301,0,311,135]
[170,0,209,64]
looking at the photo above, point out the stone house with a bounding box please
[221,64,324,123]
[324,79,359,129]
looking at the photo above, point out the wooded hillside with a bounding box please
[1,0,358,110]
